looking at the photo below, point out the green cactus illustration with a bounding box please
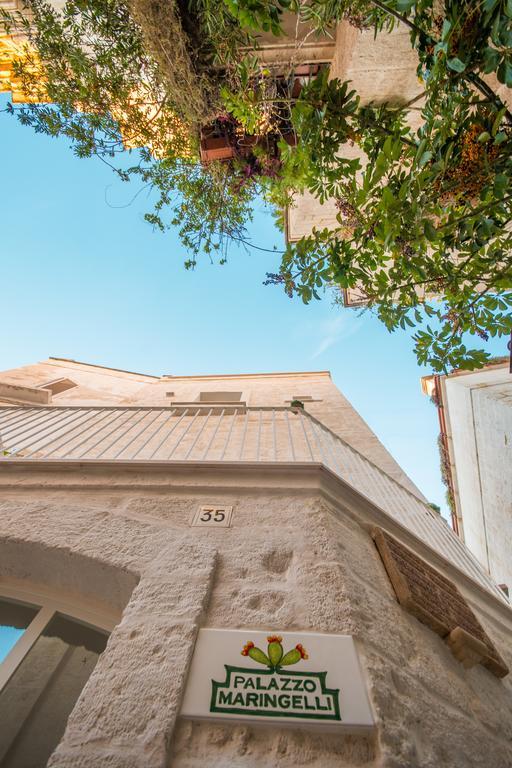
[241,636,308,672]
[248,646,271,666]
[267,636,283,667]
[280,648,301,666]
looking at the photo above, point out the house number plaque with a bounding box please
[191,505,233,528]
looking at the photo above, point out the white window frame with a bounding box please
[0,580,116,693]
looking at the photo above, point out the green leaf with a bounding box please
[398,180,409,201]
[478,131,491,143]
[447,57,466,73]
[497,60,509,84]
[492,107,507,136]
[382,186,395,209]
[441,19,452,40]
[423,220,437,242]
[505,60,512,87]
[494,173,508,197]
[414,138,427,164]
[382,136,393,158]
[483,46,501,74]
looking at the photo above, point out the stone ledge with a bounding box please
[0,380,51,404]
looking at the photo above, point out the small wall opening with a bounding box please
[198,391,243,403]
[39,378,77,396]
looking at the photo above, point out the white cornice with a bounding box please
[160,371,332,381]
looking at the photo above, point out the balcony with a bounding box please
[0,405,505,603]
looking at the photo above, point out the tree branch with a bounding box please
[437,193,512,231]
[369,0,417,31]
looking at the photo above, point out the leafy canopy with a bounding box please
[2,0,512,371]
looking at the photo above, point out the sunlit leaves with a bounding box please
[270,69,512,371]
[4,0,512,371]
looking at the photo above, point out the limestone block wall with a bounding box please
[330,21,421,108]
[0,472,510,768]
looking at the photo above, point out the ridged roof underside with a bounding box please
[0,404,506,606]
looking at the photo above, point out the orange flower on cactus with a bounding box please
[267,635,282,644]
[241,641,255,656]
[295,643,308,660]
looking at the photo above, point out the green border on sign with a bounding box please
[210,665,341,721]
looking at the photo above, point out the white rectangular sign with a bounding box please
[181,628,374,730]
[190,506,233,527]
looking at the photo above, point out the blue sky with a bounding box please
[0,94,507,517]
[0,627,23,663]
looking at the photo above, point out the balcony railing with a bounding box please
[0,405,506,603]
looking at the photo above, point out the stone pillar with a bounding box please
[47,542,217,768]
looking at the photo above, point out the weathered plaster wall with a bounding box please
[0,473,511,768]
[330,21,421,108]
[471,384,512,588]
[0,359,157,406]
[443,366,512,591]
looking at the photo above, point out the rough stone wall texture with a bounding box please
[322,506,512,768]
[0,496,216,768]
[170,495,512,768]
[0,486,510,768]
[330,21,421,108]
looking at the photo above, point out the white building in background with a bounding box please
[422,360,512,595]
[0,356,510,768]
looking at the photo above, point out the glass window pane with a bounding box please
[0,599,39,664]
[0,612,109,768]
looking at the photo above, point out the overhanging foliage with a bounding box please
[1,0,511,371]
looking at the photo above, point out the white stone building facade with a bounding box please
[0,357,511,768]
[423,361,512,596]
